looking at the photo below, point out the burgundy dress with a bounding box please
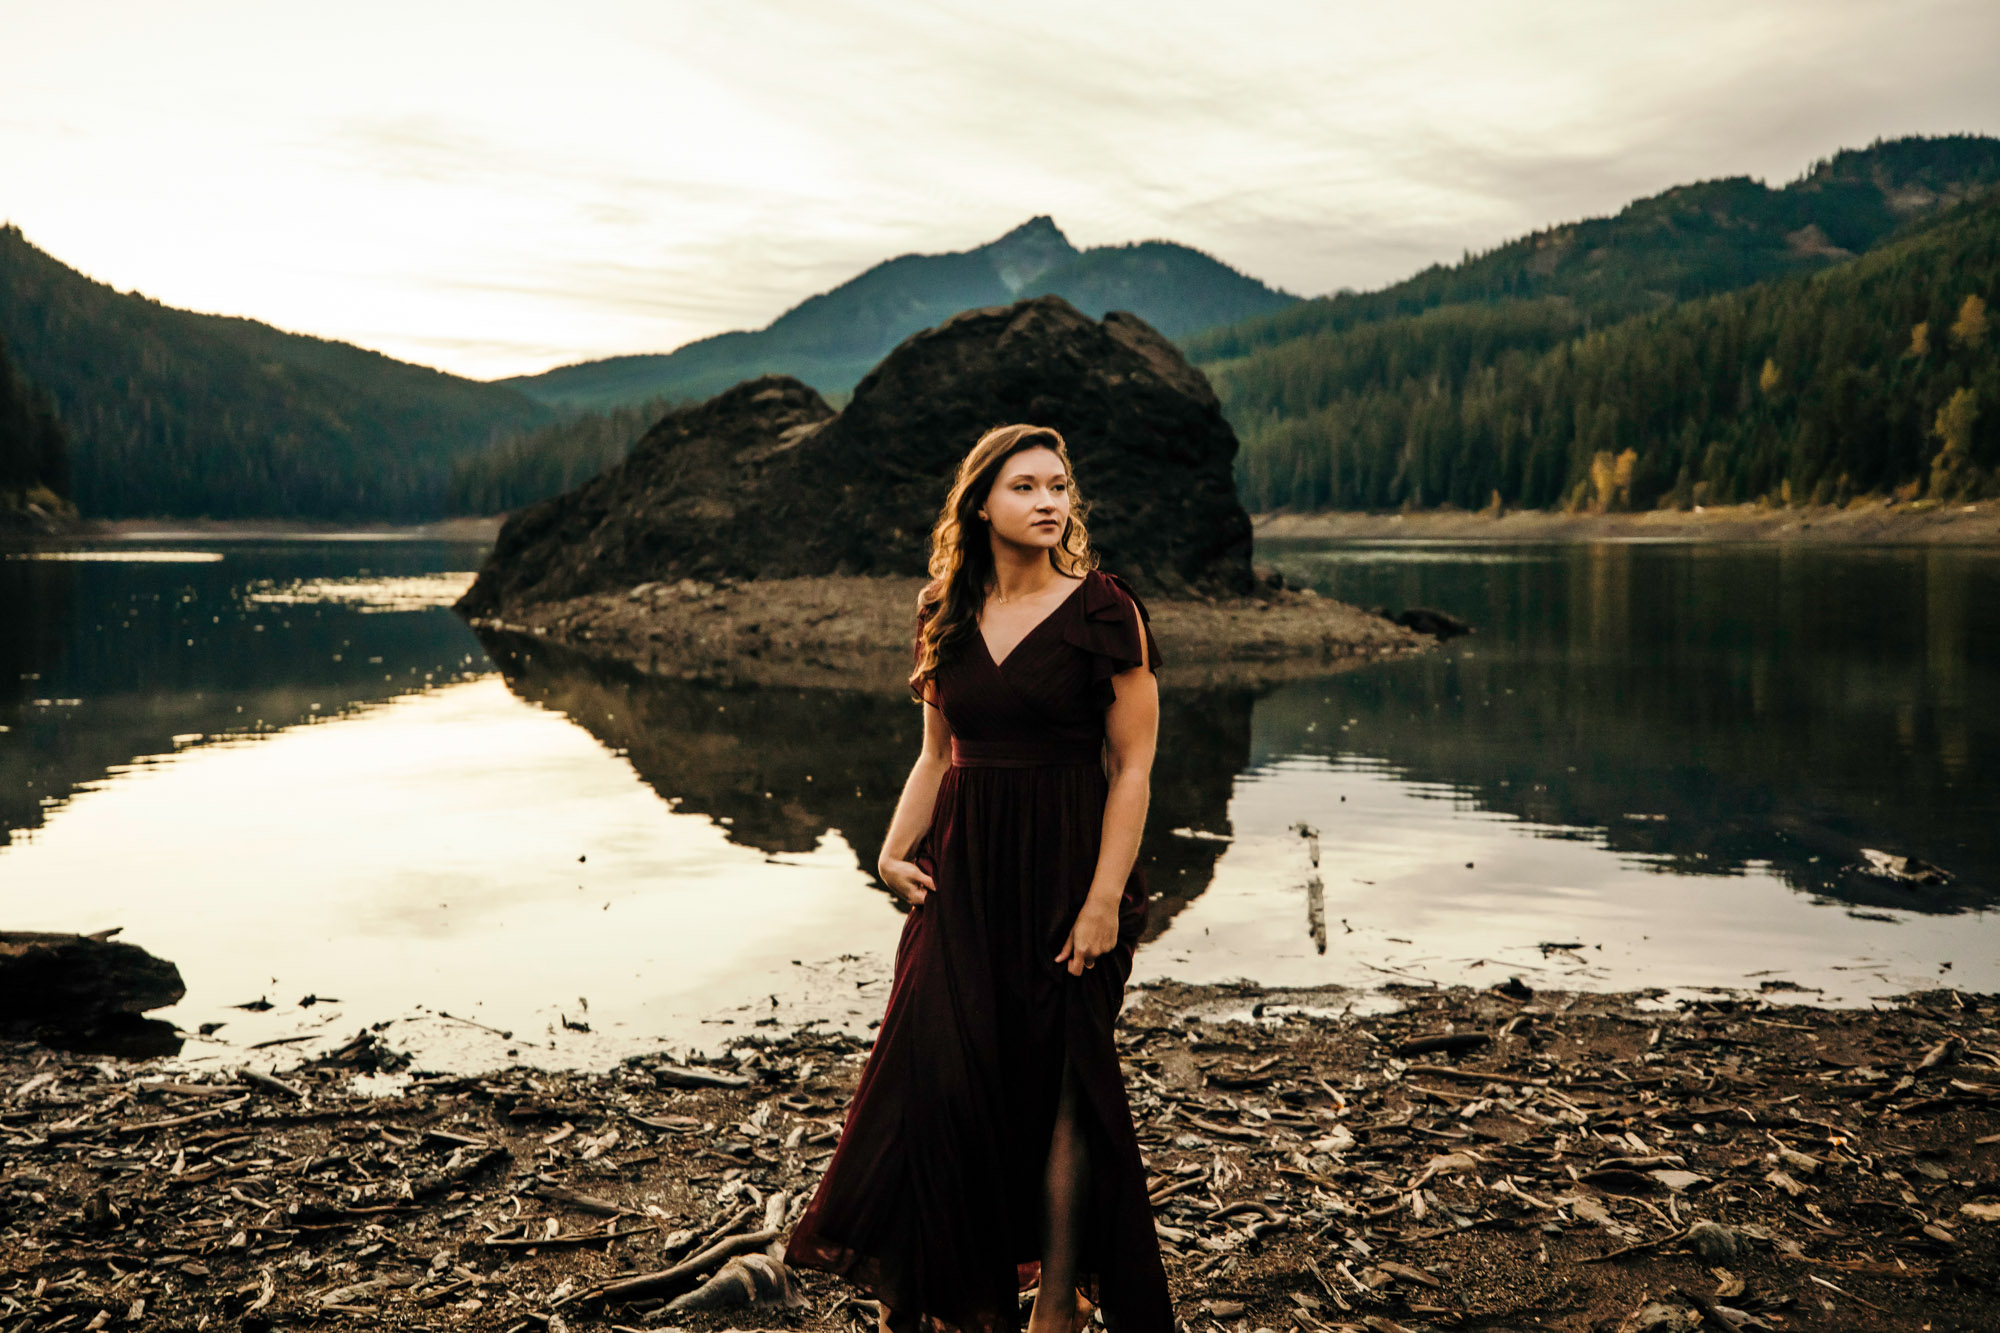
[785,568,1173,1332]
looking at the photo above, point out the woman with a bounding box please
[785,424,1174,1332]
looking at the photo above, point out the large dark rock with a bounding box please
[459,296,1253,615]
[0,930,185,1024]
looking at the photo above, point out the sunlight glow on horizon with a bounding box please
[5,0,1998,380]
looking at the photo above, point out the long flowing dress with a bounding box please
[784,568,1173,1333]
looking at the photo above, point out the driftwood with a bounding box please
[661,1252,801,1312]
[1,984,1996,1330]
[589,1227,780,1304]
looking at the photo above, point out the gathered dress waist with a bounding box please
[950,737,1104,769]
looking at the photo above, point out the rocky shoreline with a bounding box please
[464,575,1431,694]
[1256,498,2000,546]
[3,981,1995,1332]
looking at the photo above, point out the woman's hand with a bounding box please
[879,857,935,908]
[1055,900,1120,976]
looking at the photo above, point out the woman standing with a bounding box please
[785,424,1174,1332]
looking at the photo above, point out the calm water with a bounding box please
[3,535,1994,1072]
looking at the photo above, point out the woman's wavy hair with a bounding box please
[911,424,1096,700]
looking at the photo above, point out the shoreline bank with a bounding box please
[1257,499,2000,545]
[72,516,507,543]
[3,980,1993,1331]
[465,576,1432,694]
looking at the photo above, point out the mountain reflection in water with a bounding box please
[477,632,1252,941]
[1258,540,1999,914]
[3,536,1995,1068]
[0,543,486,850]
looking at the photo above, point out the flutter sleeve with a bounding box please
[1060,569,1164,710]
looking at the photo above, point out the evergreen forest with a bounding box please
[1189,136,2000,511]
[0,226,549,519]
[447,398,672,516]
[0,333,68,517]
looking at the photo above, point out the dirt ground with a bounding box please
[4,981,1996,1333]
[1254,499,2000,546]
[463,576,1430,695]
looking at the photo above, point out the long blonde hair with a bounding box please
[911,424,1096,699]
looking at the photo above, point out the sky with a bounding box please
[6,0,1999,381]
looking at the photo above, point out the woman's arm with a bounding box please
[1056,632,1158,975]
[877,687,954,906]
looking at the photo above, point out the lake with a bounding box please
[3,534,1994,1073]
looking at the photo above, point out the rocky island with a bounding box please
[456,296,1427,688]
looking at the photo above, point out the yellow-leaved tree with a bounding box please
[1586,448,1640,511]
[1949,294,1989,349]
[1928,387,1979,498]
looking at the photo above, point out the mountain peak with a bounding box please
[980,215,1078,294]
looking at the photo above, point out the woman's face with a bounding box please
[980,446,1071,553]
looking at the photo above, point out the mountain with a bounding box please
[1221,178,2000,513]
[0,226,550,519]
[499,217,1298,412]
[0,332,68,529]
[1184,134,2000,511]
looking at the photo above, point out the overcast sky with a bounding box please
[6,0,1998,380]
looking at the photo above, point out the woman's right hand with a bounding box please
[878,857,935,907]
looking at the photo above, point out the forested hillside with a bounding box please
[0,226,549,519]
[448,398,669,515]
[1191,135,2000,511]
[0,333,68,521]
[502,216,1297,412]
[1221,191,1999,511]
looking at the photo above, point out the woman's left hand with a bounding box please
[1055,900,1120,976]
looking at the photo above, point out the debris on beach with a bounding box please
[1,982,1995,1332]
[1857,849,1953,887]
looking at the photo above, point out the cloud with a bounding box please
[3,0,1997,376]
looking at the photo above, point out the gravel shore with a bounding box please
[464,576,1430,694]
[5,981,1996,1332]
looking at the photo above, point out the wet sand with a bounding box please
[5,981,1995,1332]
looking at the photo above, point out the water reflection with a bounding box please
[478,631,1252,940]
[0,543,489,848]
[1260,541,2000,913]
[3,535,1994,1069]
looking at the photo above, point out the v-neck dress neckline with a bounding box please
[977,574,1086,671]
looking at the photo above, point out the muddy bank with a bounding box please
[1257,499,2000,545]
[3,982,1995,1332]
[465,575,1429,694]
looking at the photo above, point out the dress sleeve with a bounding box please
[1060,570,1164,710]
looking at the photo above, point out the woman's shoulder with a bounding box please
[1077,567,1150,621]
[1061,566,1162,682]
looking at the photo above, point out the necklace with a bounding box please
[988,579,1055,606]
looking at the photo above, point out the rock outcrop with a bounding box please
[0,929,185,1030]
[459,296,1253,616]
